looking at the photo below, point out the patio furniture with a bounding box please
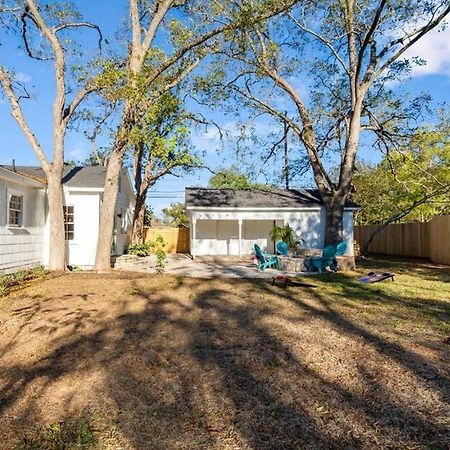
[276,241,289,256]
[308,244,337,273]
[254,243,279,271]
[336,241,347,256]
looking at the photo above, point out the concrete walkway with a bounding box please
[113,254,281,279]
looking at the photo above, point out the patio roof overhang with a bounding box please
[187,207,322,221]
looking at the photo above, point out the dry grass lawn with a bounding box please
[0,257,449,449]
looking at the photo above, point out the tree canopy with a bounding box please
[162,203,189,227]
[352,126,450,225]
[197,0,450,244]
[209,168,270,189]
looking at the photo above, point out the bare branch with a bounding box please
[288,12,350,76]
[0,65,49,171]
[54,22,103,50]
[373,4,450,81]
[356,0,386,81]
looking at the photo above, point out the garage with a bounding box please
[185,187,358,259]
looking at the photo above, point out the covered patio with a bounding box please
[185,187,358,260]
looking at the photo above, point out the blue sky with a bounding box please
[0,2,449,216]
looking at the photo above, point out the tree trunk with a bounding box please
[94,151,122,271]
[323,197,345,246]
[131,190,147,245]
[46,171,66,270]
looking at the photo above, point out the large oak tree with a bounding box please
[206,0,450,245]
[93,0,298,270]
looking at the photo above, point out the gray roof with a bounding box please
[0,165,108,188]
[185,187,359,209]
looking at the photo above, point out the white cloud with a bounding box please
[15,72,32,83]
[190,120,244,154]
[67,146,86,161]
[0,98,6,106]
[403,26,450,78]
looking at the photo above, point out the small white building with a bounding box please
[185,187,358,258]
[0,165,135,273]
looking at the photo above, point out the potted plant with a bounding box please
[270,224,303,254]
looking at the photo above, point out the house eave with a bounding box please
[0,166,46,188]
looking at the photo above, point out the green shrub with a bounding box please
[125,243,152,257]
[270,224,302,248]
[14,270,28,282]
[31,265,46,277]
[126,236,167,272]
[148,235,167,273]
[0,277,6,296]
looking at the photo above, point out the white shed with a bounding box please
[185,187,358,258]
[0,165,135,272]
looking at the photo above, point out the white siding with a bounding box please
[63,172,135,267]
[0,177,46,273]
[343,210,354,255]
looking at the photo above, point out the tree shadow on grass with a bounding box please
[309,271,450,334]
[188,282,449,449]
[0,275,449,449]
[358,256,450,283]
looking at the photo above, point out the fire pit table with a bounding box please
[277,248,355,272]
[277,248,321,272]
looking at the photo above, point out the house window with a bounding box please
[8,194,23,227]
[63,205,74,240]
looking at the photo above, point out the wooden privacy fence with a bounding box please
[144,227,190,254]
[354,215,450,265]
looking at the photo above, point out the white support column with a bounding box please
[192,218,197,259]
[238,219,243,258]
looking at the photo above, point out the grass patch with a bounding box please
[0,265,47,298]
[15,417,97,450]
[307,257,450,334]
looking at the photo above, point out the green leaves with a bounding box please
[208,168,266,189]
[352,125,450,225]
[162,203,189,227]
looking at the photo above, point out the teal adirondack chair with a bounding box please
[309,245,337,273]
[336,241,347,256]
[254,243,279,271]
[276,241,289,256]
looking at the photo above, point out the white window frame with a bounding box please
[63,205,75,241]
[7,190,24,228]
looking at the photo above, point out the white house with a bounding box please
[185,187,358,258]
[0,165,135,273]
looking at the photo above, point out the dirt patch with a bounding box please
[0,261,449,449]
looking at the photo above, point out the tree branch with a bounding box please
[372,4,450,81]
[0,65,49,171]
